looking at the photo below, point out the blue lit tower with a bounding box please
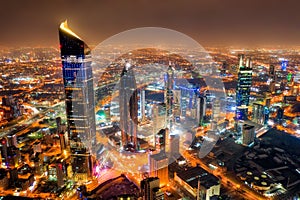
[281,60,288,71]
[236,55,252,120]
[59,21,96,150]
[165,62,174,131]
[119,63,138,150]
[59,21,95,181]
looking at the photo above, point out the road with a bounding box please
[182,151,268,200]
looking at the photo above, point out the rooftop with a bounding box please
[176,166,219,189]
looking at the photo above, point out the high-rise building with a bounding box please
[152,104,166,146]
[276,107,284,124]
[155,129,166,152]
[119,64,138,150]
[263,106,270,125]
[236,55,252,120]
[58,21,96,152]
[281,60,288,71]
[169,134,180,154]
[269,65,275,80]
[149,151,169,186]
[140,177,164,200]
[71,148,93,181]
[0,138,8,166]
[196,96,206,126]
[220,61,227,76]
[165,63,174,131]
[56,159,66,187]
[242,123,255,146]
[252,103,264,124]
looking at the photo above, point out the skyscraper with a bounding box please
[252,103,264,124]
[165,63,175,131]
[269,65,275,80]
[236,55,252,120]
[169,134,180,157]
[59,21,96,181]
[59,21,96,151]
[119,64,138,150]
[155,129,166,152]
[281,60,288,71]
[196,95,206,126]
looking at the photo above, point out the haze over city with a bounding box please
[1,0,300,47]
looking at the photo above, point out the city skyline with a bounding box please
[0,2,300,199]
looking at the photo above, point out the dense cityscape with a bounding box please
[0,19,299,200]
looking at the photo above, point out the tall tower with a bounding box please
[269,65,275,80]
[236,55,252,120]
[165,63,174,131]
[58,21,96,152]
[119,64,138,150]
[196,95,206,126]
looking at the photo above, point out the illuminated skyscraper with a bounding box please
[59,21,96,150]
[165,63,174,131]
[281,60,288,71]
[59,21,96,181]
[119,64,138,150]
[236,55,252,120]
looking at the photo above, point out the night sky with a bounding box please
[1,0,300,47]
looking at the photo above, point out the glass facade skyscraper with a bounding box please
[236,55,252,120]
[165,64,174,131]
[58,21,96,152]
[119,64,138,150]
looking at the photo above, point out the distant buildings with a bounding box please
[0,96,24,123]
[236,55,252,120]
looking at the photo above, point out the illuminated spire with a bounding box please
[59,20,82,40]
